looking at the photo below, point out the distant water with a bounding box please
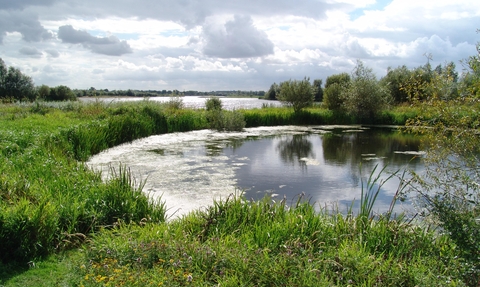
[87,126,424,219]
[79,96,283,110]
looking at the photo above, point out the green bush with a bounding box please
[205,97,222,111]
[343,61,391,121]
[277,77,315,113]
[323,73,350,111]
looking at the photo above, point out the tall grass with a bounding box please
[75,193,465,286]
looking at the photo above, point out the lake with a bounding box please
[79,96,283,110]
[87,125,424,219]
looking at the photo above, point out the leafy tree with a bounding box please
[405,38,480,283]
[380,65,412,104]
[47,85,76,101]
[277,77,314,113]
[0,58,7,98]
[264,83,279,100]
[343,61,390,120]
[6,67,36,101]
[0,59,36,101]
[323,72,350,111]
[313,79,324,102]
[37,85,51,100]
[459,34,480,97]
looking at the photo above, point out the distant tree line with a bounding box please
[266,54,479,119]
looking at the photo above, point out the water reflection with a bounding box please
[276,135,315,168]
[87,126,424,219]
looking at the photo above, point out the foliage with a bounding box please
[205,97,222,111]
[401,60,459,103]
[343,60,391,120]
[164,95,184,110]
[380,65,412,104]
[323,72,350,111]
[36,85,50,100]
[264,82,279,100]
[205,97,245,131]
[277,77,315,113]
[44,85,77,101]
[313,79,324,102]
[0,58,36,102]
[405,67,480,285]
[459,31,480,97]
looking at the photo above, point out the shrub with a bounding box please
[323,73,350,111]
[165,96,184,110]
[277,77,314,113]
[205,97,222,111]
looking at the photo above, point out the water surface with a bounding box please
[79,96,283,110]
[87,126,424,219]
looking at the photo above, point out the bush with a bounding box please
[46,85,77,101]
[277,77,314,113]
[323,73,350,111]
[205,97,222,111]
[165,96,184,110]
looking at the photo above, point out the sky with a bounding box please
[0,0,479,92]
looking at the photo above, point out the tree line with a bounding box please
[265,53,479,119]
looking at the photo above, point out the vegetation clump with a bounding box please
[205,97,246,131]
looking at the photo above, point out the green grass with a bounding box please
[0,100,478,286]
[72,195,464,286]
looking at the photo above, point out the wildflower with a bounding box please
[186,274,193,282]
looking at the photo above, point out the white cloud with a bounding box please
[202,15,274,58]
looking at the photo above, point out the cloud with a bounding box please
[19,46,43,58]
[57,25,133,56]
[0,11,53,43]
[202,15,274,58]
[45,49,60,57]
[0,0,56,11]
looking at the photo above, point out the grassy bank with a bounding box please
[0,100,478,286]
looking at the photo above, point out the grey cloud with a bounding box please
[45,49,60,57]
[58,25,132,56]
[19,46,43,57]
[0,11,53,43]
[0,0,56,11]
[30,0,336,29]
[202,15,274,58]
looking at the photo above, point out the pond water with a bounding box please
[87,125,425,219]
[79,96,283,110]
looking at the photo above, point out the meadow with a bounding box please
[0,99,478,286]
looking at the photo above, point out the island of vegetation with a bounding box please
[0,40,478,286]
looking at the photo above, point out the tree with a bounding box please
[343,60,390,120]
[264,83,279,100]
[46,85,76,101]
[313,79,324,102]
[276,77,314,113]
[380,65,412,104]
[4,66,36,101]
[323,72,350,111]
[404,37,480,282]
[0,58,7,98]
[37,85,50,100]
